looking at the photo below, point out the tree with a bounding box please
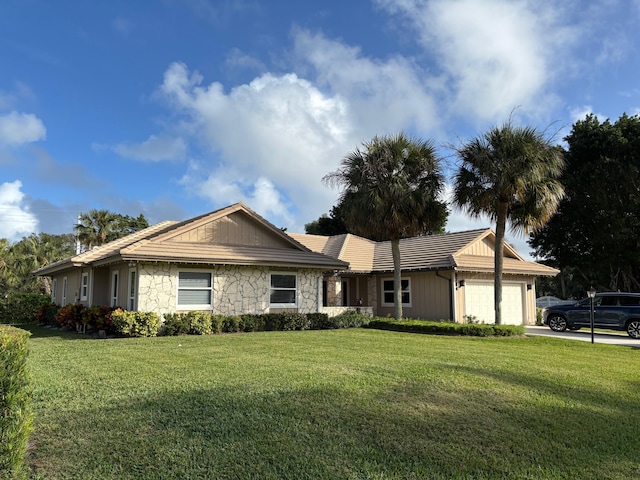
[75,210,149,251]
[304,205,348,236]
[324,133,448,319]
[529,113,640,295]
[453,120,565,324]
[0,233,75,296]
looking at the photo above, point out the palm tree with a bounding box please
[324,133,448,319]
[75,209,118,250]
[452,120,565,324]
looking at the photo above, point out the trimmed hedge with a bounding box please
[110,310,160,337]
[0,293,51,325]
[365,318,525,337]
[0,326,33,479]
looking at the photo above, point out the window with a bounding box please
[270,273,297,306]
[128,269,136,311]
[111,271,119,307]
[52,278,57,303]
[177,271,212,309]
[80,272,89,301]
[382,278,411,306]
[62,277,68,306]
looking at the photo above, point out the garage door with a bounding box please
[464,282,524,325]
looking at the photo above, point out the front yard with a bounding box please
[25,326,640,479]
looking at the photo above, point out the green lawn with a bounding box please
[24,326,640,479]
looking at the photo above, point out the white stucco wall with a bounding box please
[136,263,321,318]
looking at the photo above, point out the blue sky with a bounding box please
[1,0,639,259]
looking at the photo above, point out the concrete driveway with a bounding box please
[525,325,640,348]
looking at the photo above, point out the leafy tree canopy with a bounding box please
[529,113,640,296]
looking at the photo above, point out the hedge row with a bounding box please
[160,311,371,337]
[365,318,525,337]
[0,294,51,325]
[0,326,33,479]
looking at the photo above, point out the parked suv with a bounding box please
[543,292,640,338]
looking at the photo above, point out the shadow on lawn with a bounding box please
[19,323,101,340]
[29,371,640,479]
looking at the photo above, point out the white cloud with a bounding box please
[160,61,353,228]
[292,29,442,135]
[569,105,606,123]
[0,180,38,240]
[0,111,46,146]
[113,134,188,162]
[375,0,577,123]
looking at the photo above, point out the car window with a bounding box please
[577,298,593,307]
[600,296,618,306]
[619,296,640,306]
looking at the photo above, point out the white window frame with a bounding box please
[381,277,412,307]
[269,272,298,307]
[61,276,68,306]
[176,270,213,310]
[111,270,119,307]
[128,268,137,311]
[52,278,58,303]
[80,272,89,301]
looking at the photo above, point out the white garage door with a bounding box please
[464,282,524,325]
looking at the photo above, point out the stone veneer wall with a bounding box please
[136,263,320,318]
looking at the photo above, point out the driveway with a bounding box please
[525,325,640,348]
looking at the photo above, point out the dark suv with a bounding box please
[543,292,640,339]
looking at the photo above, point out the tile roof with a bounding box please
[291,229,559,276]
[35,203,347,275]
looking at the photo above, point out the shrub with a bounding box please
[162,313,190,336]
[210,314,224,334]
[0,293,52,325]
[329,311,371,329]
[307,312,330,330]
[239,314,265,332]
[110,310,160,337]
[280,312,310,331]
[0,326,33,479]
[54,303,86,331]
[365,318,525,337]
[35,302,59,326]
[221,315,241,333]
[184,311,212,335]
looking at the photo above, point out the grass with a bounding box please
[23,325,640,479]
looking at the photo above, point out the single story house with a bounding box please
[289,229,559,325]
[36,202,558,325]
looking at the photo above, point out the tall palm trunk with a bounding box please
[392,238,402,319]
[494,201,509,325]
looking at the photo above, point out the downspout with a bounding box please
[435,270,454,321]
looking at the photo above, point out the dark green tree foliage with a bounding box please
[324,133,448,319]
[529,114,640,295]
[304,205,348,236]
[453,120,565,324]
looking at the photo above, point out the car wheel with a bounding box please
[548,315,567,332]
[626,320,640,339]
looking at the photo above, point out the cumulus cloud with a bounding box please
[113,134,188,161]
[0,111,46,146]
[159,61,354,227]
[0,180,38,240]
